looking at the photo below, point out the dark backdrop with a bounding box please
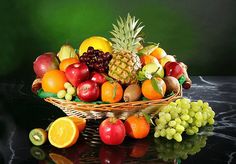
[0,0,236,80]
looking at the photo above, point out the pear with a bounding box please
[142,62,164,79]
[57,44,78,62]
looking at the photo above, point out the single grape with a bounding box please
[159,117,167,125]
[154,131,160,138]
[192,126,199,133]
[169,128,176,136]
[186,129,194,135]
[208,118,215,125]
[57,90,66,99]
[195,112,203,121]
[176,124,185,133]
[87,46,94,53]
[160,129,166,137]
[166,134,173,140]
[181,114,190,121]
[197,100,203,106]
[174,133,182,142]
[175,118,182,124]
[65,93,73,101]
[64,82,72,89]
[67,87,75,95]
[168,120,176,127]
[164,113,171,122]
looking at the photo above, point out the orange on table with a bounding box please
[49,153,73,164]
[124,115,150,139]
[140,55,159,66]
[141,77,166,100]
[48,117,80,148]
[101,81,123,103]
[150,47,167,60]
[42,70,67,93]
[59,58,79,72]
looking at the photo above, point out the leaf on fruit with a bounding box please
[112,84,117,99]
[142,96,149,101]
[151,78,163,96]
[142,112,155,126]
[138,43,159,56]
[105,76,114,82]
[37,89,57,98]
[74,96,110,104]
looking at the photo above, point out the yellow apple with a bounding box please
[159,55,176,67]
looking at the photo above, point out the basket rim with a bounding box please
[32,78,182,113]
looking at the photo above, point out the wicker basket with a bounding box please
[32,78,182,120]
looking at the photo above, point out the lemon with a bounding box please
[79,36,112,56]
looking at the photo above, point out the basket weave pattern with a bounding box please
[32,78,182,119]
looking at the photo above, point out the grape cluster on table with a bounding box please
[79,46,112,73]
[154,98,215,142]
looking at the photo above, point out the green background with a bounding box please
[0,0,235,79]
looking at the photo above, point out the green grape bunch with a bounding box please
[154,98,215,142]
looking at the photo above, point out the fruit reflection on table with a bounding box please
[30,125,213,163]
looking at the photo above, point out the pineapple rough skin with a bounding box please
[109,14,144,85]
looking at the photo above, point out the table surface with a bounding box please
[0,76,236,164]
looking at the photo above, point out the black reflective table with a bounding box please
[0,76,236,164]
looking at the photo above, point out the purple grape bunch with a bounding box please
[79,47,112,73]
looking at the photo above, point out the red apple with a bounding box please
[99,118,126,145]
[164,61,184,79]
[65,63,90,87]
[90,72,107,85]
[77,80,100,102]
[33,52,59,78]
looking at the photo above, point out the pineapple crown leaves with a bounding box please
[110,13,144,54]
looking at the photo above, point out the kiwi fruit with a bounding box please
[163,76,180,94]
[123,84,142,102]
[29,128,47,146]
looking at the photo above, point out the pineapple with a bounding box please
[108,14,144,85]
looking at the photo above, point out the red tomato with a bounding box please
[99,118,126,145]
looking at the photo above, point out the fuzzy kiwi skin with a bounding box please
[123,84,142,102]
[163,76,180,94]
[29,128,47,146]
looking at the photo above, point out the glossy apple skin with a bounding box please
[33,52,59,78]
[164,61,184,79]
[65,63,90,87]
[77,80,100,102]
[90,72,107,85]
[99,118,126,145]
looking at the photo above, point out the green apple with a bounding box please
[159,55,176,67]
[142,63,164,79]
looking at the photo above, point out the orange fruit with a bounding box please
[75,117,86,132]
[48,117,80,148]
[101,81,123,103]
[124,115,150,139]
[59,58,79,72]
[150,47,167,60]
[41,70,67,93]
[49,153,73,164]
[141,77,166,100]
[140,55,159,66]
